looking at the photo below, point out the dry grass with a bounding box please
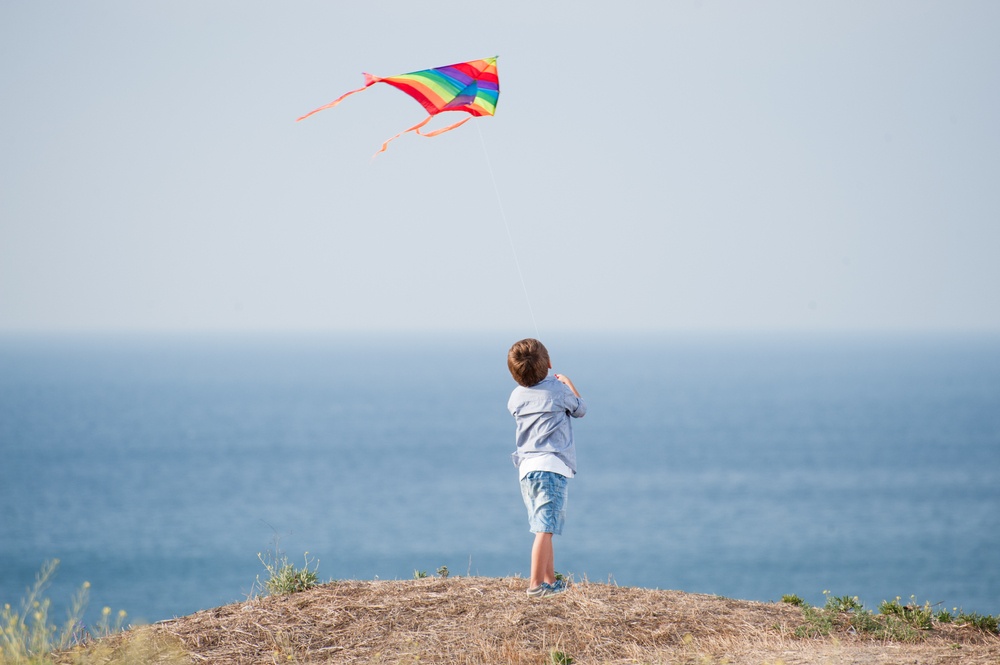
[64,577,1000,665]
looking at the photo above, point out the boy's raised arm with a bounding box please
[554,373,581,399]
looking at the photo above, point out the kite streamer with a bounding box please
[297,57,499,155]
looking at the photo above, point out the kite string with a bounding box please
[476,122,540,339]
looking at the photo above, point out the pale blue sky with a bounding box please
[2,1,998,333]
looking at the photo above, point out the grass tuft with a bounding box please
[256,549,319,596]
[0,560,131,665]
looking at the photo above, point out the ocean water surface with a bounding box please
[1,332,998,626]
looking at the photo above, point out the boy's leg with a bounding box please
[520,471,567,591]
[530,531,555,588]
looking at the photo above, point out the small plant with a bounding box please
[549,648,575,664]
[878,596,933,630]
[847,608,884,634]
[257,549,319,596]
[857,609,922,642]
[781,594,806,607]
[413,570,428,579]
[436,566,449,578]
[824,592,863,613]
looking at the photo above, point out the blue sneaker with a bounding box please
[528,580,567,598]
[526,583,551,597]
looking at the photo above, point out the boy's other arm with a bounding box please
[554,374,581,399]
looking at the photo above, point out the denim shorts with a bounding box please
[520,471,568,535]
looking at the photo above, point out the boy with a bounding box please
[506,338,586,597]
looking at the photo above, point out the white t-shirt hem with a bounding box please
[518,454,575,480]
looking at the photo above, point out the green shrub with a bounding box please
[794,606,836,638]
[956,611,999,634]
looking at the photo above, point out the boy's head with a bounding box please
[507,338,551,387]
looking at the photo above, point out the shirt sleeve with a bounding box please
[563,387,587,418]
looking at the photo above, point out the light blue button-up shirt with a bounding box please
[508,375,587,477]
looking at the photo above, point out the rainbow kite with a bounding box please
[297,57,499,155]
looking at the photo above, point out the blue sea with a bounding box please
[1,332,998,627]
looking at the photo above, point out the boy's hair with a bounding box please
[507,338,550,387]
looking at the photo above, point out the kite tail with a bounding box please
[373,116,474,156]
[374,116,433,156]
[296,73,381,122]
[416,116,472,138]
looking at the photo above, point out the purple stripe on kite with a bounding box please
[437,67,475,86]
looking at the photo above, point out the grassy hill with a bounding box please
[58,577,999,664]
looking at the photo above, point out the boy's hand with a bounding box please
[554,373,581,398]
